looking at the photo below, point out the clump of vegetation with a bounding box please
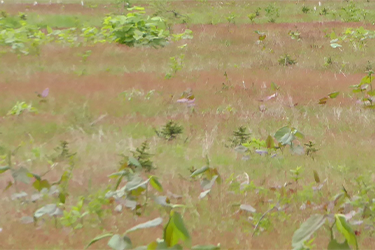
[278,54,297,66]
[264,3,279,23]
[131,141,154,171]
[228,126,251,147]
[351,70,375,108]
[7,102,38,116]
[155,121,184,141]
[339,1,367,22]
[302,5,310,14]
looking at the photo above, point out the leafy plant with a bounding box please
[7,101,38,116]
[190,157,222,199]
[264,3,279,23]
[318,91,340,104]
[278,54,297,66]
[247,13,257,23]
[101,6,169,48]
[155,121,184,141]
[165,53,185,79]
[292,213,358,250]
[290,166,303,187]
[226,13,236,24]
[339,1,367,22]
[228,126,251,147]
[302,6,310,14]
[274,125,304,154]
[351,70,375,108]
[131,141,154,171]
[288,30,301,41]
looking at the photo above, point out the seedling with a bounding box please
[131,141,154,171]
[228,126,251,147]
[274,125,304,154]
[264,3,279,23]
[351,70,375,108]
[155,120,183,141]
[278,54,297,66]
[7,101,38,116]
[302,6,310,14]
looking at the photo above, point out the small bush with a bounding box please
[278,54,297,66]
[155,121,183,140]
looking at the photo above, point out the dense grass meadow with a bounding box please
[1,0,375,249]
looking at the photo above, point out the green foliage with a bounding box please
[290,166,303,185]
[302,6,310,14]
[60,197,88,229]
[288,30,301,41]
[278,54,297,66]
[228,126,251,147]
[247,13,257,23]
[330,27,375,51]
[351,70,375,108]
[155,121,184,141]
[101,7,169,47]
[131,141,154,171]
[319,91,340,105]
[7,102,38,116]
[264,3,279,23]
[339,1,367,22]
[165,53,185,79]
[226,13,236,24]
[274,125,304,154]
[292,213,358,250]
[292,214,326,250]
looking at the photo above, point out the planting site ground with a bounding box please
[1,0,375,249]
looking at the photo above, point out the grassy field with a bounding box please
[1,0,375,249]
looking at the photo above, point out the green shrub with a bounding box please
[101,6,169,47]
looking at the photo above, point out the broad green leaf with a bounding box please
[47,26,53,34]
[190,166,209,177]
[266,135,275,149]
[274,126,294,145]
[34,204,59,218]
[360,75,373,85]
[328,91,340,99]
[313,170,320,183]
[149,176,163,192]
[368,90,375,96]
[319,97,328,104]
[12,167,31,184]
[327,239,351,250]
[125,217,163,234]
[164,211,191,248]
[292,214,326,250]
[85,233,113,249]
[32,179,51,192]
[335,214,358,250]
[108,234,132,250]
[192,245,220,250]
[0,166,10,174]
[59,192,67,204]
[128,157,142,168]
[293,131,304,139]
[126,176,148,194]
